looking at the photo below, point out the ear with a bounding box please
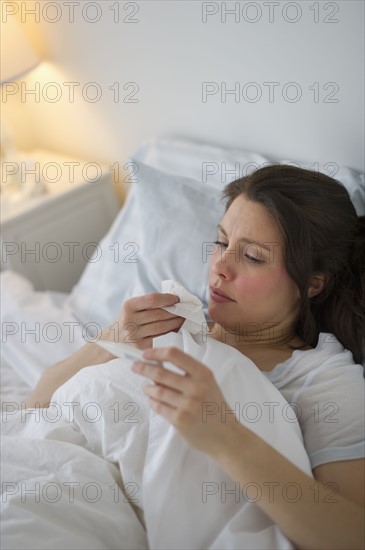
[307,273,327,299]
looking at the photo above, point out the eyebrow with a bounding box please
[217,224,273,252]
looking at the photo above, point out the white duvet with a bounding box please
[1,328,312,550]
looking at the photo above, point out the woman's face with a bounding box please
[208,194,301,338]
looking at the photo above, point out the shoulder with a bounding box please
[265,333,365,469]
[270,332,365,417]
[265,332,364,391]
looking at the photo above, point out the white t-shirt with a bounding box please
[262,333,365,469]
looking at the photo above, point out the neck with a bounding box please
[207,322,301,352]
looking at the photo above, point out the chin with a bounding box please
[207,301,227,324]
[208,300,244,332]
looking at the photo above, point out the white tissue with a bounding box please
[161,279,207,336]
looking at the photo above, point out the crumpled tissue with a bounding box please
[161,280,208,339]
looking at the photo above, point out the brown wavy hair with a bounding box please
[222,164,365,364]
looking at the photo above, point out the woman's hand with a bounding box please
[102,293,185,350]
[27,294,184,408]
[131,346,238,458]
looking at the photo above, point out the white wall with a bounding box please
[2,0,364,171]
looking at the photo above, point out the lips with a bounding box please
[209,285,235,302]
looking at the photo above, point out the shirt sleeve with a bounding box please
[292,357,365,469]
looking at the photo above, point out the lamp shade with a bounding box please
[0,16,40,84]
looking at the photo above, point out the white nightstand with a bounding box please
[1,150,121,292]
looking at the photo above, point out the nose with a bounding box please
[210,246,237,281]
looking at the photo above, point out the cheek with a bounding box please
[235,268,289,297]
[236,271,273,294]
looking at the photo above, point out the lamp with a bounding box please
[0,16,40,84]
[0,12,45,199]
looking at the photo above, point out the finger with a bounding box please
[134,307,183,326]
[134,317,184,340]
[125,293,180,313]
[131,361,192,392]
[147,395,176,422]
[142,347,212,379]
[143,383,185,409]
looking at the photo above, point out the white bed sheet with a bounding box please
[1,271,85,403]
[2,328,312,550]
[0,354,31,406]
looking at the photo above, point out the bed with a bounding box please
[1,137,364,549]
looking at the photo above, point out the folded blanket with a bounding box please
[1,329,311,549]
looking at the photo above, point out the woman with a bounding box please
[28,165,365,550]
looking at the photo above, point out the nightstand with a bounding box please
[0,149,121,292]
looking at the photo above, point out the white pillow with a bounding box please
[130,161,225,317]
[66,138,364,329]
[134,137,365,215]
[65,138,263,327]
[133,136,269,187]
[64,189,141,327]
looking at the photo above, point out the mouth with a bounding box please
[209,285,235,303]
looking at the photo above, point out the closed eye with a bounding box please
[213,241,264,264]
[244,254,264,264]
